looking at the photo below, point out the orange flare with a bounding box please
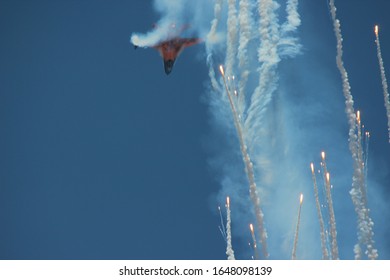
[326,172,330,182]
[219,65,225,76]
[321,151,326,161]
[375,25,379,36]
[249,223,254,233]
[357,110,361,123]
[226,196,230,208]
[310,162,314,173]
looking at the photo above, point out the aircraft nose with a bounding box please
[164,59,175,75]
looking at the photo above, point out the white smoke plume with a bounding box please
[206,0,224,92]
[328,0,377,260]
[374,26,390,143]
[225,0,239,78]
[310,163,329,260]
[225,197,235,260]
[236,0,253,115]
[291,194,303,260]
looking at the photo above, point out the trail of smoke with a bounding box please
[220,65,268,258]
[328,0,378,260]
[324,172,339,259]
[206,0,224,92]
[353,120,370,260]
[356,112,367,205]
[374,25,390,143]
[358,120,377,260]
[364,131,370,191]
[218,206,227,241]
[236,0,252,115]
[279,0,301,58]
[292,194,303,260]
[355,114,377,260]
[249,223,260,260]
[320,152,338,259]
[225,197,235,260]
[244,0,280,142]
[245,0,301,133]
[282,0,300,33]
[218,226,227,241]
[310,163,329,260]
[225,0,239,77]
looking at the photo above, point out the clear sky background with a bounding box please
[0,0,389,260]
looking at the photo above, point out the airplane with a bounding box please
[133,25,201,75]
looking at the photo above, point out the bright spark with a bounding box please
[219,65,225,76]
[226,196,230,208]
[375,25,379,36]
[300,193,304,205]
[321,151,326,161]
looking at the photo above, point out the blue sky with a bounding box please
[0,0,389,260]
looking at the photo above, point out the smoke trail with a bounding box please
[324,172,339,259]
[291,194,303,260]
[374,25,390,143]
[236,0,253,115]
[220,65,269,258]
[206,0,224,92]
[225,197,235,260]
[225,0,239,77]
[364,131,370,190]
[130,0,185,48]
[320,153,338,259]
[282,0,300,33]
[328,0,377,260]
[218,206,227,241]
[356,112,367,205]
[279,0,301,58]
[310,163,329,260]
[244,0,280,143]
[356,114,377,260]
[249,223,260,260]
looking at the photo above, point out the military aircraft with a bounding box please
[133,25,201,75]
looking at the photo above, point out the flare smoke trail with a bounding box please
[279,0,301,57]
[236,0,252,114]
[244,0,280,144]
[320,152,338,259]
[249,223,260,260]
[356,113,376,260]
[225,0,239,77]
[356,112,367,205]
[291,194,303,260]
[364,131,370,189]
[329,0,377,260]
[310,163,329,260]
[225,197,235,260]
[374,25,390,143]
[324,172,339,259]
[218,206,227,241]
[206,0,224,92]
[220,65,268,258]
